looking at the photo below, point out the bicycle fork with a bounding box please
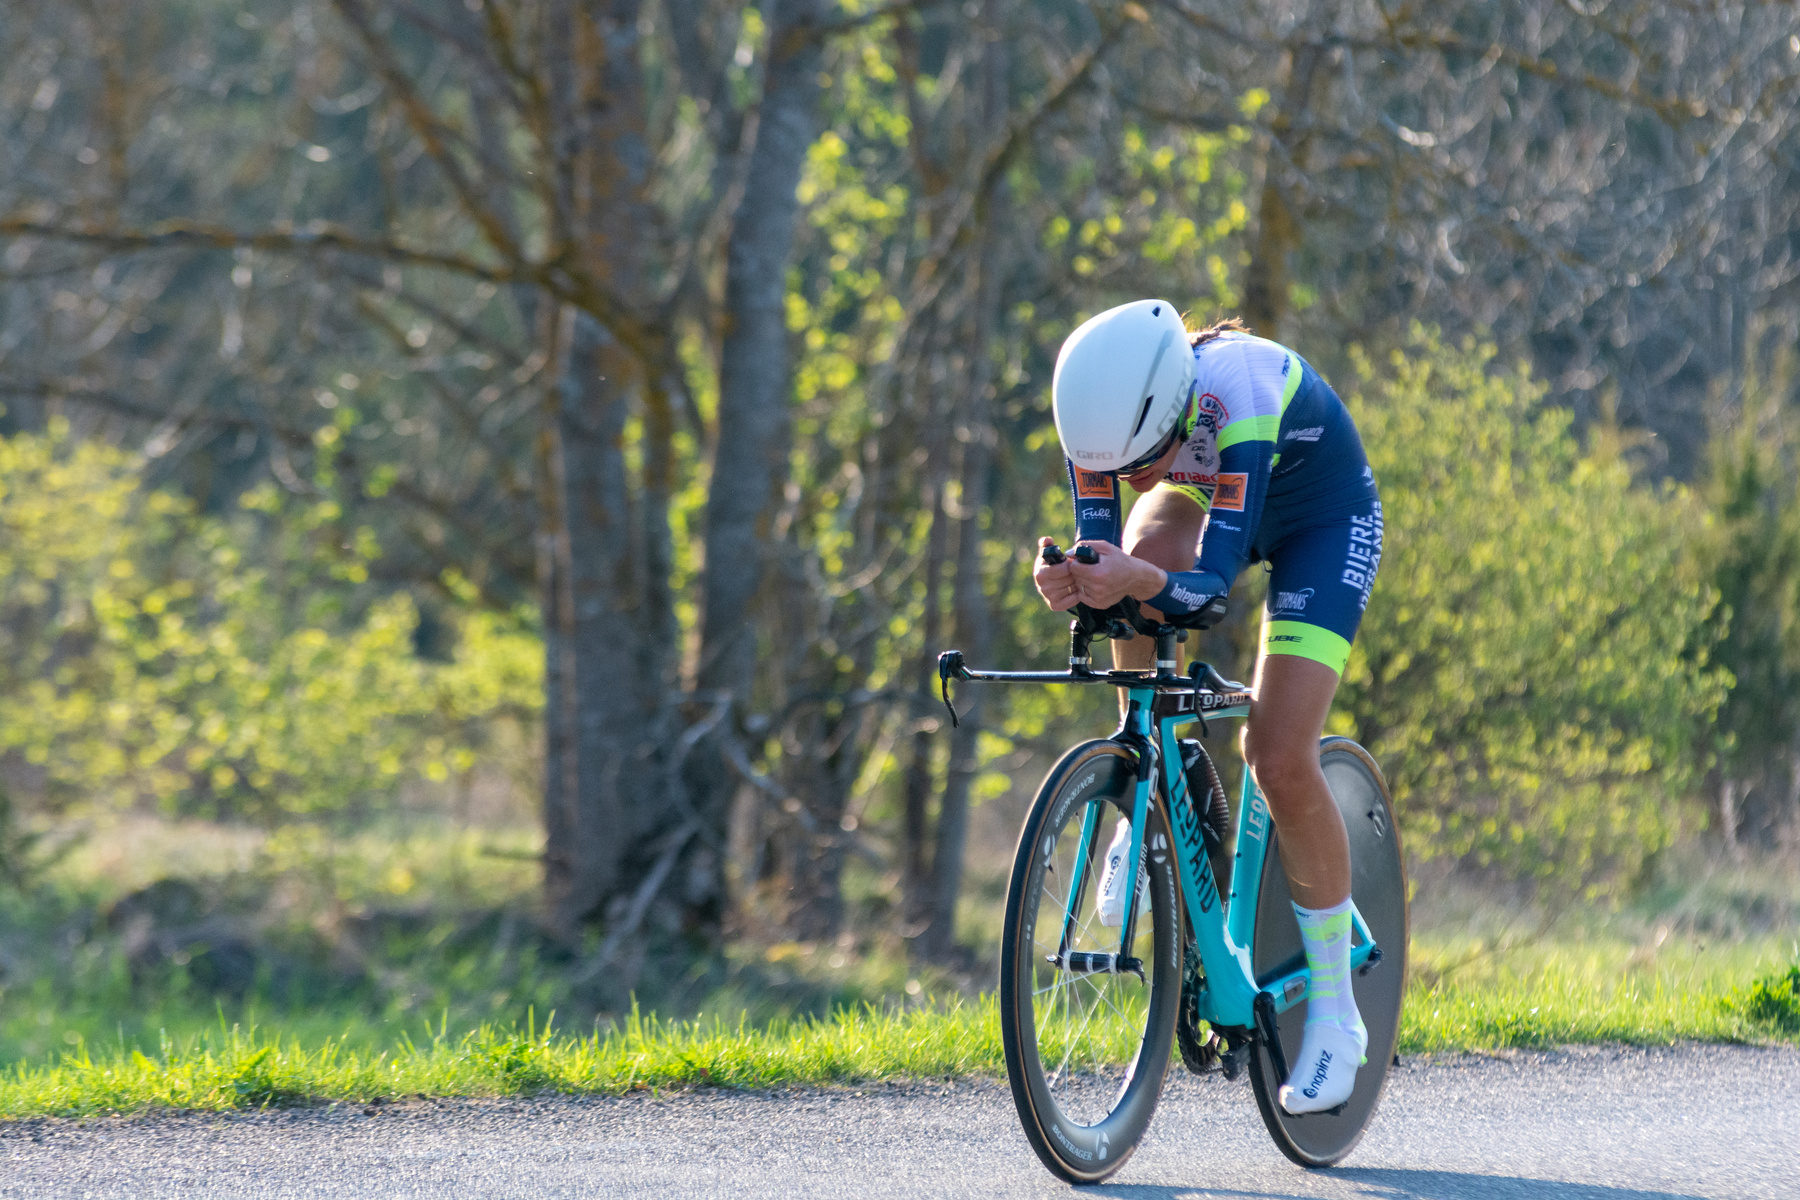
[1050,699,1159,981]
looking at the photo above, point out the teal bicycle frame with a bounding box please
[939,641,1380,1035]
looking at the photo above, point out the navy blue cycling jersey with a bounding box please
[1064,332,1378,649]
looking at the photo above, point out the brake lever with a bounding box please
[1188,659,1245,693]
[936,650,965,728]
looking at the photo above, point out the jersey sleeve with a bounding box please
[1067,460,1122,547]
[1149,339,1285,619]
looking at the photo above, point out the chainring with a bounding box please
[1176,946,1220,1075]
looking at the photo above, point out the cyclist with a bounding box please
[1033,299,1382,1114]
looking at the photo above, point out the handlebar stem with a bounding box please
[1154,631,1180,679]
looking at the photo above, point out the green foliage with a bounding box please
[0,788,73,892]
[1726,962,1800,1034]
[1340,328,1730,890]
[1694,347,1800,795]
[0,821,556,1066]
[0,425,542,824]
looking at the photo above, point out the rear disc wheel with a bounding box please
[1247,737,1409,1167]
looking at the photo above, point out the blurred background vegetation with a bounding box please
[0,0,1797,1065]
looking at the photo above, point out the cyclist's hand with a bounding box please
[1069,540,1168,610]
[1034,537,1080,611]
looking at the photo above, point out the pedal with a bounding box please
[1218,1035,1251,1082]
[1290,1101,1349,1119]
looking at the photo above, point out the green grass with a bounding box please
[0,1002,1008,1118]
[5,819,1795,1120]
[4,943,1796,1120]
[1402,937,1798,1050]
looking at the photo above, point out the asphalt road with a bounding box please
[3,1044,1796,1199]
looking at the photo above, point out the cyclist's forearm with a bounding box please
[1066,459,1122,546]
[1148,566,1230,617]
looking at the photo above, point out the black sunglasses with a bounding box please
[1113,419,1183,476]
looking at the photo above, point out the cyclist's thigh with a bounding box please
[1121,482,1207,572]
[1259,500,1384,676]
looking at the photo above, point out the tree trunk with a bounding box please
[539,0,688,961]
[915,33,1009,959]
[1718,776,1744,863]
[902,388,950,936]
[919,332,997,962]
[1243,176,1297,340]
[697,0,829,701]
[543,312,681,935]
[1787,746,1800,854]
[1242,41,1322,341]
[691,0,831,914]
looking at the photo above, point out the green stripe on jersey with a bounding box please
[1262,620,1351,674]
[1217,413,1280,450]
[1161,480,1211,511]
[1279,350,1304,412]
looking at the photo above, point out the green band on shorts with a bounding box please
[1262,620,1351,674]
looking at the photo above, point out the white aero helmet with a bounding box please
[1052,299,1194,472]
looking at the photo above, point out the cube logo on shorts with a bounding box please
[1074,469,1116,499]
[1211,473,1247,511]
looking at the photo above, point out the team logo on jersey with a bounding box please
[1074,469,1116,500]
[1166,470,1216,488]
[1196,392,1230,433]
[1211,472,1247,511]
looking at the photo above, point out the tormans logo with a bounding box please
[1074,469,1116,500]
[1211,472,1247,511]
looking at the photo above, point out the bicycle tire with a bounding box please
[999,739,1182,1183]
[1246,736,1409,1167]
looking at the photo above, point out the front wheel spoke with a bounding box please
[1047,971,1097,1086]
[1054,971,1109,1085]
[1086,971,1140,1033]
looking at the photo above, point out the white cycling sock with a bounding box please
[1278,897,1367,1115]
[1293,896,1364,1036]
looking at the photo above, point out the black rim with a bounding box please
[1000,741,1180,1183]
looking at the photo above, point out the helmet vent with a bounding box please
[1130,394,1156,438]
[1151,305,1161,316]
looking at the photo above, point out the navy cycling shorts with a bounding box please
[1256,498,1383,674]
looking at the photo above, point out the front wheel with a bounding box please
[999,740,1182,1184]
[1247,737,1409,1167]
